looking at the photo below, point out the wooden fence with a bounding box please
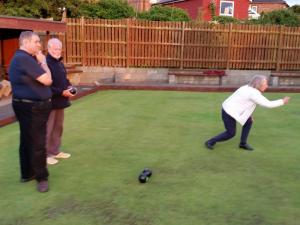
[64,18,300,71]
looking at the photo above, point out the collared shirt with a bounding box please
[222,85,284,125]
[9,50,51,101]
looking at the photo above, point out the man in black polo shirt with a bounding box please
[9,31,52,193]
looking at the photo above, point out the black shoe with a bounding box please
[205,141,214,150]
[20,175,35,183]
[239,143,254,151]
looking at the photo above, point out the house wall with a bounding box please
[250,3,288,14]
[160,0,249,21]
[166,0,205,20]
[215,0,249,19]
[202,0,214,21]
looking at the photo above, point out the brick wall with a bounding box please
[164,0,204,20]
[158,0,249,21]
[250,3,288,14]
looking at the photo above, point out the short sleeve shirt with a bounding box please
[9,49,51,100]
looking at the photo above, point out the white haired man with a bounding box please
[205,75,290,151]
[46,38,73,165]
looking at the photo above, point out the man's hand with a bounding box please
[62,89,75,97]
[35,51,52,86]
[35,51,47,65]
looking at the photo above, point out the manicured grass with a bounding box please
[1,90,300,225]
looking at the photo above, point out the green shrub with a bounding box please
[289,5,300,14]
[138,5,190,22]
[0,0,135,20]
[0,0,50,18]
[212,15,240,24]
[80,0,135,19]
[0,0,83,20]
[257,9,300,26]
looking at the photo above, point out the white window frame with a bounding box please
[220,1,234,17]
[251,5,258,13]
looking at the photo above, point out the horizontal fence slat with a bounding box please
[64,18,300,70]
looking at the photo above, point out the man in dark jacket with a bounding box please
[46,38,74,165]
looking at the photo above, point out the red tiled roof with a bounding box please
[0,16,66,32]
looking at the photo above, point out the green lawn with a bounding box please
[1,90,300,225]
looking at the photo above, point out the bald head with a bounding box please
[47,38,62,59]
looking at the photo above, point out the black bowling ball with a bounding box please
[69,87,77,95]
[143,168,152,177]
[138,174,149,183]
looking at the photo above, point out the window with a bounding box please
[220,1,234,17]
[248,6,260,19]
[251,5,257,13]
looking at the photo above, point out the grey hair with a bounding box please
[47,38,62,49]
[248,75,267,89]
[19,31,38,47]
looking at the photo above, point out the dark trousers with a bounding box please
[13,100,51,181]
[208,108,252,145]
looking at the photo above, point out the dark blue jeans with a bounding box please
[13,100,51,181]
[208,108,252,145]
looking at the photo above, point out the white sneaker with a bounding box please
[54,152,71,159]
[47,157,58,165]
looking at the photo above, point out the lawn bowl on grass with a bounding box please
[138,168,152,183]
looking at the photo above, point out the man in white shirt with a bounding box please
[205,75,290,151]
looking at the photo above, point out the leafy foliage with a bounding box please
[0,2,4,14]
[208,2,216,18]
[79,0,135,19]
[212,15,240,24]
[0,0,135,20]
[0,0,75,20]
[0,0,51,18]
[289,5,300,14]
[256,9,300,26]
[63,0,86,19]
[138,5,190,22]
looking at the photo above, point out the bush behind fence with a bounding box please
[64,18,300,71]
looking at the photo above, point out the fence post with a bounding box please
[126,19,131,68]
[80,17,86,66]
[276,25,284,71]
[180,21,185,69]
[226,23,233,70]
[58,17,67,63]
[61,31,67,64]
